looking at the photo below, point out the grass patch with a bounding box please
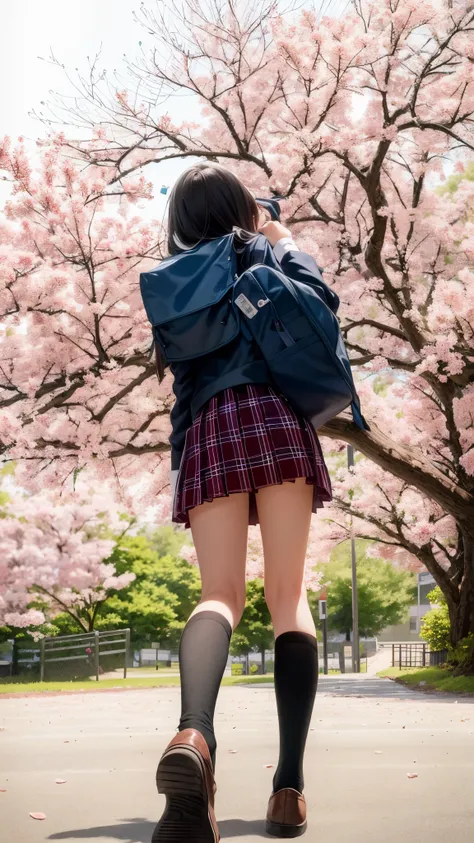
[321,662,368,675]
[0,674,274,695]
[116,666,180,674]
[224,674,273,686]
[378,666,474,695]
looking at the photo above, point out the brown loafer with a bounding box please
[266,788,307,838]
[153,728,220,843]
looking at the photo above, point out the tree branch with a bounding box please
[320,417,474,526]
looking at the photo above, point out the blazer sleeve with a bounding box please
[278,249,340,315]
[241,234,340,315]
[169,361,194,471]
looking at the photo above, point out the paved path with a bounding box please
[1,676,473,843]
[100,671,181,680]
[366,644,393,675]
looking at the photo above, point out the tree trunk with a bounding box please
[446,531,474,673]
[261,647,266,675]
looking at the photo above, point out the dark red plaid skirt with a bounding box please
[173,384,332,527]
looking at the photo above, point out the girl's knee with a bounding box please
[264,579,307,616]
[200,584,247,626]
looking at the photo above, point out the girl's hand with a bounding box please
[258,220,292,247]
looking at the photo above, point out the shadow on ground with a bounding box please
[49,817,268,841]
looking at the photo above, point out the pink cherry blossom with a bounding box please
[0,488,135,630]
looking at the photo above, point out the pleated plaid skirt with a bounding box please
[173,384,332,528]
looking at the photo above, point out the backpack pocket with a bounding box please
[283,306,314,341]
[155,295,239,361]
[270,334,353,425]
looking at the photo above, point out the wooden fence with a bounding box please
[39,629,130,681]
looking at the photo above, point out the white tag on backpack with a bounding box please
[235,293,258,319]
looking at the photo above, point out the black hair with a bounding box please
[167,162,260,255]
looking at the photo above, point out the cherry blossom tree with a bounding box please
[1,0,474,661]
[0,489,136,632]
[0,136,174,510]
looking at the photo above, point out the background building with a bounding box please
[378,572,436,642]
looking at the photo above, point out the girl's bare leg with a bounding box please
[257,479,318,800]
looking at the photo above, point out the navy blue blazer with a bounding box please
[140,233,339,470]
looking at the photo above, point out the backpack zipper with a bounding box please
[274,319,295,348]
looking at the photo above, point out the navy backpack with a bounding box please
[230,197,369,432]
[142,192,368,433]
[233,260,369,432]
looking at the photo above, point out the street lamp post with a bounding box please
[319,590,329,675]
[417,574,421,634]
[347,445,360,673]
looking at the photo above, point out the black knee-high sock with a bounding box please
[178,611,232,768]
[273,631,318,794]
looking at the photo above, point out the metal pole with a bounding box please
[124,629,130,679]
[417,574,421,635]
[319,594,329,675]
[40,638,45,683]
[94,631,100,681]
[322,615,329,675]
[347,445,360,673]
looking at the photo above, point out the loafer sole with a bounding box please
[153,746,219,843]
[266,817,308,838]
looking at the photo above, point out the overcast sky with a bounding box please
[0,0,199,209]
[2,1,158,138]
[0,0,350,209]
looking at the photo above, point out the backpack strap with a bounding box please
[255,197,283,221]
[351,399,370,431]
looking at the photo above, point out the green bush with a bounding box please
[420,606,451,651]
[449,633,474,673]
[420,586,474,673]
[420,587,451,652]
[231,663,243,676]
[420,587,474,673]
[250,663,259,674]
